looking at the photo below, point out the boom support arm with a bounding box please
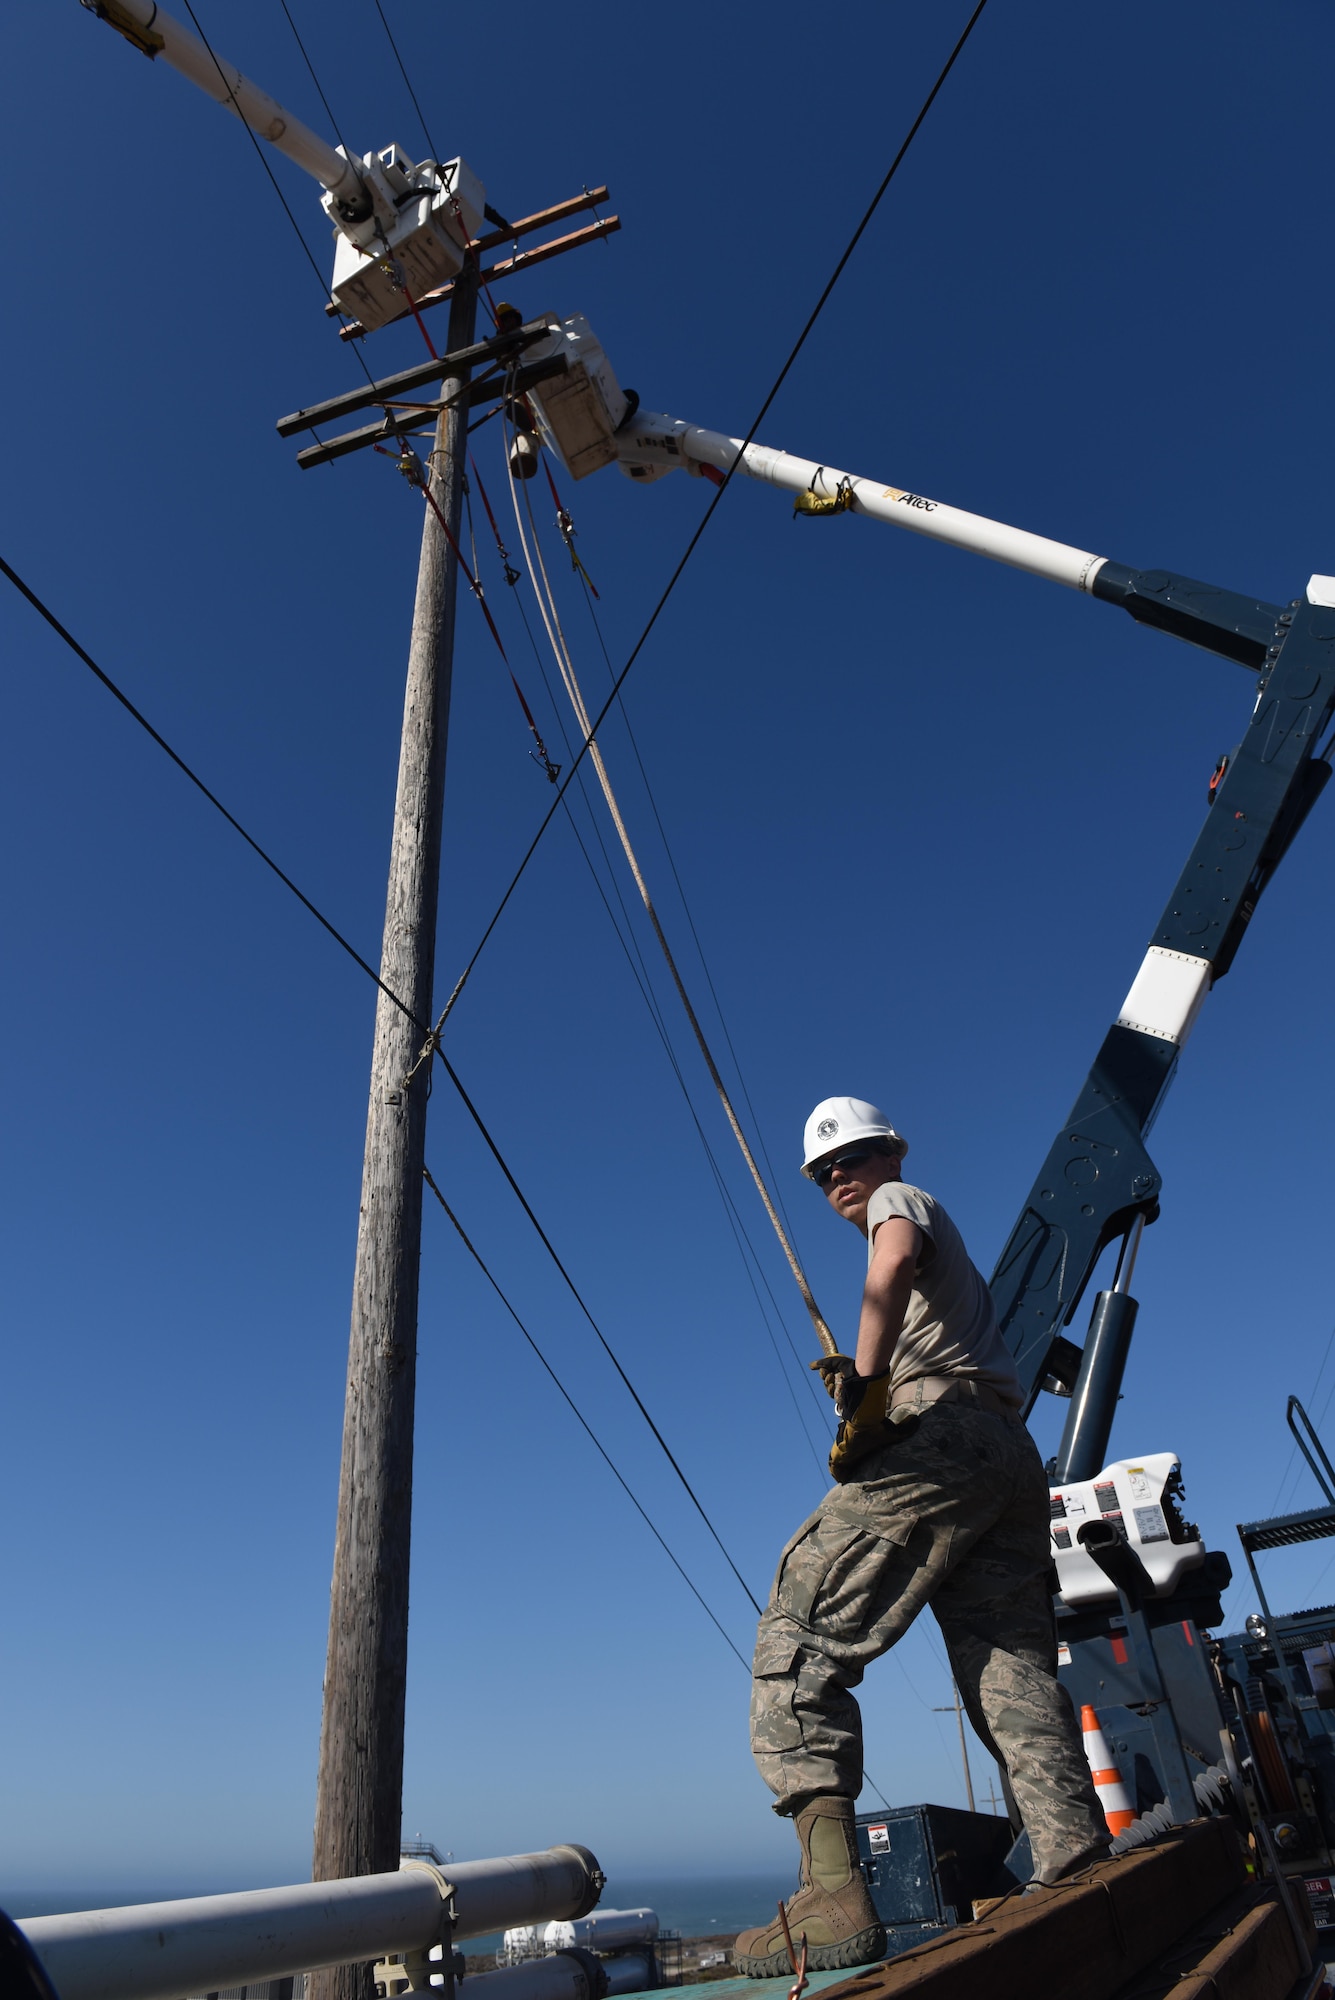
[611,410,1335,1410]
[81,0,371,215]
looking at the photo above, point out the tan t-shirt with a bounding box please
[866,1180,1023,1409]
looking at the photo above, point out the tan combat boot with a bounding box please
[735,1797,886,1977]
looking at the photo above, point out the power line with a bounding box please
[422,1165,890,1811]
[1,549,766,1627]
[0,555,407,1023]
[277,0,355,159]
[367,0,441,164]
[180,0,379,389]
[435,1046,766,1618]
[473,530,831,1476]
[436,0,993,1022]
[516,476,832,1432]
[423,1166,752,1670]
[573,563,806,1256]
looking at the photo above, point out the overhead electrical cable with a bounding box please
[496,577,829,1463]
[1,554,767,1616]
[422,1166,753,1670]
[0,556,403,1016]
[366,0,442,165]
[433,1045,766,1619]
[469,512,831,1474]
[434,0,992,1021]
[276,0,355,158]
[570,559,805,1253]
[511,457,837,1421]
[506,417,838,1356]
[423,1166,893,1812]
[180,0,380,391]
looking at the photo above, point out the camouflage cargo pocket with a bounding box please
[751,1624,805,1750]
[775,1514,917,1634]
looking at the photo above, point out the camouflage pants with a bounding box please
[750,1400,1105,1883]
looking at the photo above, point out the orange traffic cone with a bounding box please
[1081,1703,1135,1835]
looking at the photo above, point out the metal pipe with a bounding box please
[80,0,368,209]
[1111,1213,1145,1295]
[1052,1287,1140,1484]
[545,1911,659,1952]
[616,415,1108,594]
[20,1847,604,2000]
[469,1952,607,2000]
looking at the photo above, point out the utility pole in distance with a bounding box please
[934,1681,977,1814]
[309,267,478,2000]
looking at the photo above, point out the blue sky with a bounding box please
[4,0,1335,1905]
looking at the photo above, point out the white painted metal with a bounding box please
[526,319,631,480]
[545,1909,659,1951]
[88,0,363,203]
[446,1849,604,1940]
[20,1847,603,2000]
[1050,1452,1205,1608]
[613,411,1109,593]
[1307,574,1335,607]
[1115,946,1212,1047]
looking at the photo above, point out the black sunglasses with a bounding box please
[811,1146,880,1189]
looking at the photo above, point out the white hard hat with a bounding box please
[801,1096,908,1177]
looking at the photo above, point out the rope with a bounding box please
[423,1166,752,1670]
[570,563,809,1268]
[433,0,993,1034]
[508,430,839,1358]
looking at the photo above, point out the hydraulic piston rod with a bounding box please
[80,0,370,212]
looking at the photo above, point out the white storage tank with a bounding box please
[543,1911,658,1954]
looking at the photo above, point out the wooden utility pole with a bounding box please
[934,1682,977,1813]
[309,267,478,2000]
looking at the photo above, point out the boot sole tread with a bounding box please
[736,1924,886,1979]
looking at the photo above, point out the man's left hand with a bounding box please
[811,1353,875,1419]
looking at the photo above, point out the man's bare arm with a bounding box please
[855,1216,922,1378]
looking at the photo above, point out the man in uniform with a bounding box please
[735,1097,1108,1977]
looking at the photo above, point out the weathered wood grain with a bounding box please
[308,267,479,2000]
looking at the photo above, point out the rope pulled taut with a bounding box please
[507,417,838,1357]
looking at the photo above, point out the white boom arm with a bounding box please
[615,411,1109,594]
[81,0,368,211]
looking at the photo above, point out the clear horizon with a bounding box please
[5,0,1335,1897]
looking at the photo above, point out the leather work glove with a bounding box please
[811,1353,862,1417]
[810,1364,909,1482]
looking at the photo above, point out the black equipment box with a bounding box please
[855,1804,1017,1957]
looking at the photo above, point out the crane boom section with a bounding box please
[994,588,1334,1406]
[81,0,365,206]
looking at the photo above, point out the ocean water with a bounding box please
[595,1875,796,1937]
